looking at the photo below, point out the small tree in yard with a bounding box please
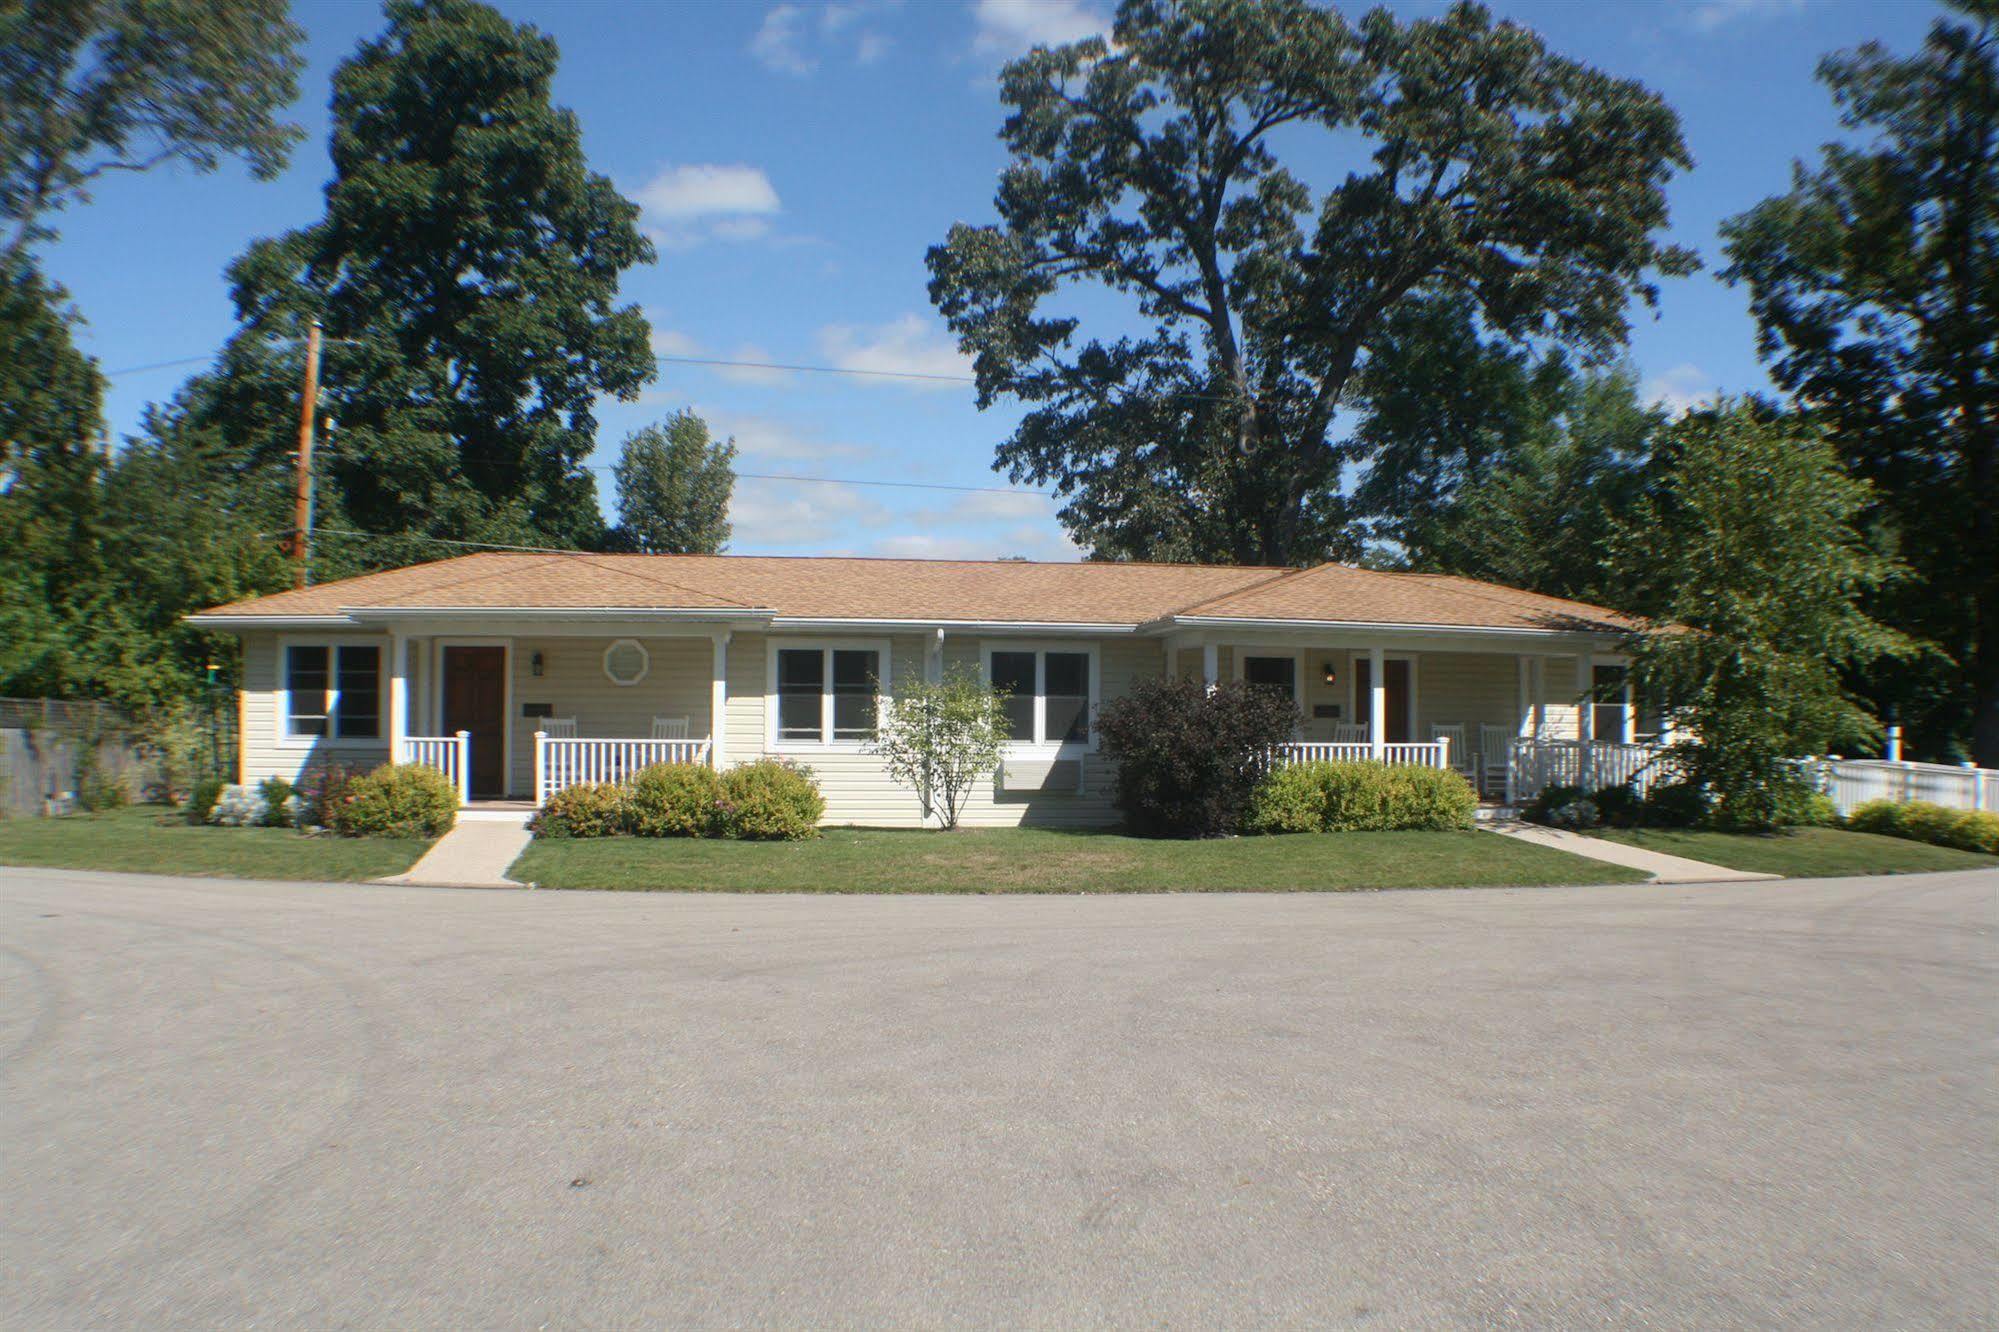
[1614,404,1906,831]
[869,666,1009,830]
[1097,678,1299,838]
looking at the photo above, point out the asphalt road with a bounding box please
[3,867,1994,1329]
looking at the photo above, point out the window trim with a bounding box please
[275,634,388,750]
[979,640,1102,753]
[764,637,893,750]
[602,637,650,687]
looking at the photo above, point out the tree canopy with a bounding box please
[213,0,656,565]
[1721,0,1996,764]
[611,411,736,555]
[928,0,1696,566]
[1,0,305,257]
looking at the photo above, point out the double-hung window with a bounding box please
[284,643,381,741]
[987,646,1094,746]
[1592,663,1632,744]
[773,644,885,745]
[1242,654,1298,701]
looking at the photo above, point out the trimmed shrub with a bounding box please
[1640,780,1707,828]
[528,782,630,839]
[257,777,296,827]
[185,776,225,826]
[1545,797,1600,830]
[719,759,824,840]
[1590,783,1644,829]
[1849,800,1999,854]
[329,763,458,839]
[1771,782,1840,828]
[1247,761,1477,833]
[626,762,723,837]
[1097,677,1299,838]
[76,770,129,812]
[1243,763,1328,834]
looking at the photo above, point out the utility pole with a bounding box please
[291,319,323,588]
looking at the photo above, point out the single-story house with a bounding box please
[187,553,1657,824]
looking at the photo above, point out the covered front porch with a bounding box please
[1163,630,1657,800]
[379,623,735,806]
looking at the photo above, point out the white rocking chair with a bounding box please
[651,716,690,740]
[1331,722,1369,744]
[542,717,578,739]
[1478,724,1515,797]
[1430,723,1473,778]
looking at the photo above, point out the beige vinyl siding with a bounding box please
[238,629,392,786]
[505,636,715,796]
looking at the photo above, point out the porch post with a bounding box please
[1517,655,1533,736]
[1369,645,1386,759]
[1201,642,1219,693]
[1575,652,1594,789]
[388,629,409,764]
[925,627,944,684]
[710,629,731,771]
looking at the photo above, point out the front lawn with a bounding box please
[509,826,1650,893]
[0,806,434,882]
[1593,826,1999,878]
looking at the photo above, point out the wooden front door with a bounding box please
[1353,656,1414,743]
[443,646,507,797]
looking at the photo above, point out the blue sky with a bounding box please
[41,0,1939,561]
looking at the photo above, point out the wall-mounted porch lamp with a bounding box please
[530,651,545,677]
[1321,661,1338,685]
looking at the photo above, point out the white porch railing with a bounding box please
[1506,739,1673,804]
[534,733,713,804]
[1275,740,1451,768]
[399,732,469,806]
[1802,757,1999,816]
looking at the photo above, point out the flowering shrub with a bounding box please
[209,784,271,826]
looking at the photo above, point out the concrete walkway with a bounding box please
[377,818,532,888]
[1484,822,1780,883]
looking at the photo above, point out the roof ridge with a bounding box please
[1404,570,1630,622]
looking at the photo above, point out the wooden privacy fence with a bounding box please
[0,697,234,815]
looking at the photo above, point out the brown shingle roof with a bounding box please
[190,552,1641,634]
[1172,563,1644,634]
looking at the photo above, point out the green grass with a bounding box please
[0,805,433,881]
[510,826,1651,893]
[1593,826,1999,878]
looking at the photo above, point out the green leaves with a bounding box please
[610,411,735,555]
[220,0,656,556]
[1,0,306,256]
[1720,0,1996,764]
[1617,404,1907,830]
[929,0,1695,565]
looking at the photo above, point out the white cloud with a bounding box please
[648,326,701,358]
[707,412,874,462]
[1684,0,1806,33]
[751,1,899,75]
[816,314,973,388]
[729,478,889,549]
[636,164,780,221]
[972,0,1106,58]
[1644,362,1715,416]
[750,5,816,74]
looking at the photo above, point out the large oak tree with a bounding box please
[928,0,1696,566]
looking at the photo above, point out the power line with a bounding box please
[307,528,591,555]
[102,354,213,378]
